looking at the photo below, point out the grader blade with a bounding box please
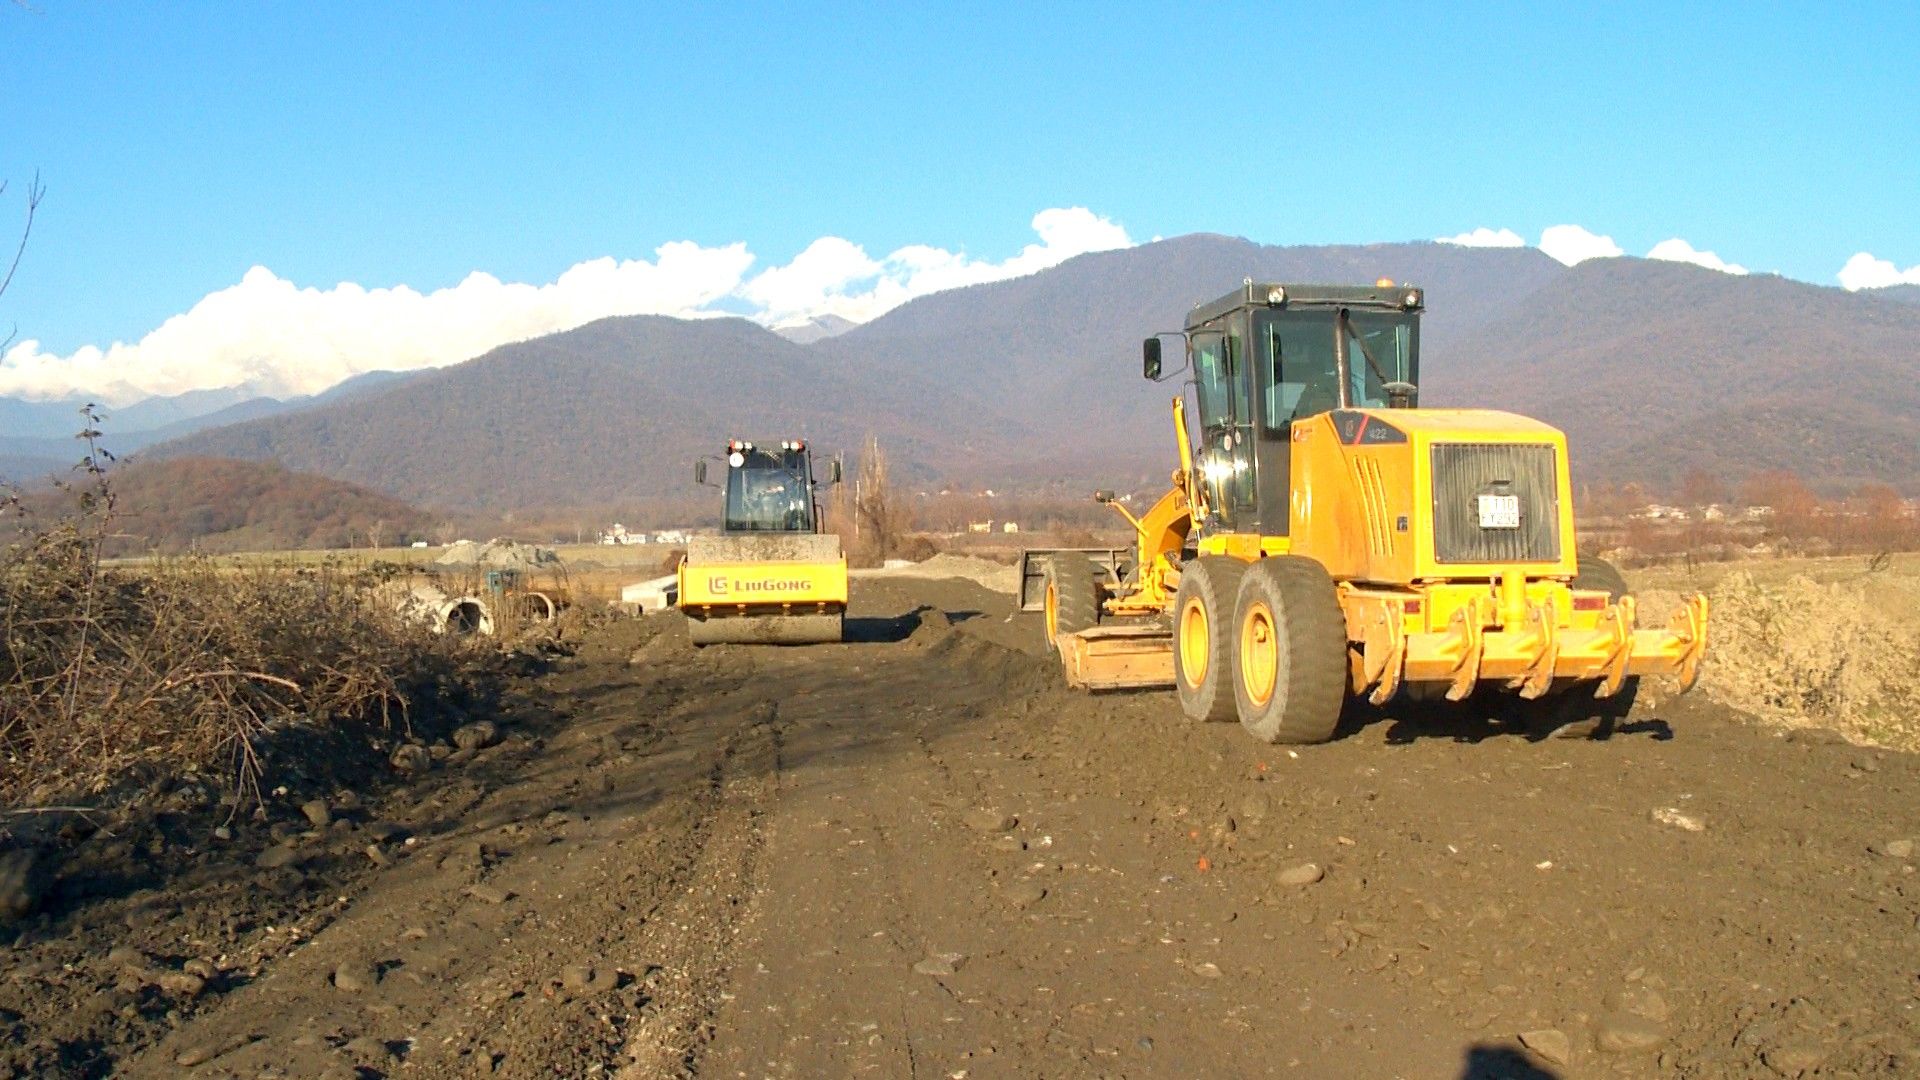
[1057,625,1176,691]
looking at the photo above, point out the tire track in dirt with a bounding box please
[615,703,782,1077]
[110,621,786,1079]
[693,629,1043,1078]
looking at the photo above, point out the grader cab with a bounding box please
[1026,281,1708,742]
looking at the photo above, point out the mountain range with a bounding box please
[11,234,1918,517]
[0,370,416,485]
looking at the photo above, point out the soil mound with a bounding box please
[1701,570,1920,748]
[865,553,1019,594]
[435,538,560,570]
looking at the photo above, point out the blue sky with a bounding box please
[2,2,1916,401]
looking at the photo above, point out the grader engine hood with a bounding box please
[1290,408,1577,584]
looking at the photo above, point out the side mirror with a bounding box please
[694,460,708,486]
[828,458,843,484]
[1143,337,1162,381]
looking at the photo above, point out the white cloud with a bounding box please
[1436,227,1525,248]
[0,244,753,405]
[1645,238,1747,275]
[1537,224,1624,267]
[1836,252,1920,291]
[0,207,1132,404]
[740,206,1133,328]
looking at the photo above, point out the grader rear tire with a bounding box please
[1173,556,1249,723]
[1041,552,1101,655]
[1231,557,1348,745]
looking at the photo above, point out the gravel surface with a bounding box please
[4,575,1917,1078]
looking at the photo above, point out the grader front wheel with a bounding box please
[1041,552,1100,655]
[1173,556,1248,723]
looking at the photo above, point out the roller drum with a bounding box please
[686,611,844,645]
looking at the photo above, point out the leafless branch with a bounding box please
[159,669,305,694]
[0,171,45,350]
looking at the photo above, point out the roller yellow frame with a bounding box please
[677,557,849,613]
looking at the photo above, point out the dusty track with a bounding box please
[5,575,1919,1078]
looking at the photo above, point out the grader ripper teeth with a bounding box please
[1048,588,1708,700]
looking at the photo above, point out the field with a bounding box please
[3,548,1918,1078]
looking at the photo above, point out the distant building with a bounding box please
[1001,522,1020,534]
[968,521,994,534]
[599,523,644,545]
[653,528,692,545]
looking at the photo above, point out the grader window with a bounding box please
[1257,309,1418,431]
[1188,327,1256,523]
[1257,311,1340,430]
[1343,311,1417,407]
[1190,330,1248,434]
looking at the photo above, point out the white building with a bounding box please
[600,524,645,545]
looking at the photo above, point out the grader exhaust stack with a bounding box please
[1024,281,1708,741]
[677,439,848,645]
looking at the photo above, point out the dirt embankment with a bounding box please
[3,575,1918,1079]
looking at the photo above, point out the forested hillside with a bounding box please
[146,235,1920,512]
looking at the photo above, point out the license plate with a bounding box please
[1477,494,1521,529]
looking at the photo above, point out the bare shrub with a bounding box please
[1054,525,1100,549]
[1,436,479,810]
[891,534,941,563]
[848,434,913,568]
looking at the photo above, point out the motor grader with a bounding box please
[1025,281,1708,742]
[678,439,848,645]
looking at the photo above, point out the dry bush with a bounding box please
[1699,570,1920,749]
[847,434,915,568]
[891,534,941,563]
[1,452,479,810]
[1053,525,1101,549]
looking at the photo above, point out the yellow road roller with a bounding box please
[678,439,848,645]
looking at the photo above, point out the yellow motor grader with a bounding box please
[1024,281,1708,742]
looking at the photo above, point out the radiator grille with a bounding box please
[1430,443,1560,564]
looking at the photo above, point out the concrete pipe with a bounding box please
[516,591,558,622]
[440,596,495,636]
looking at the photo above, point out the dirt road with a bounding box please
[5,575,1919,1078]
